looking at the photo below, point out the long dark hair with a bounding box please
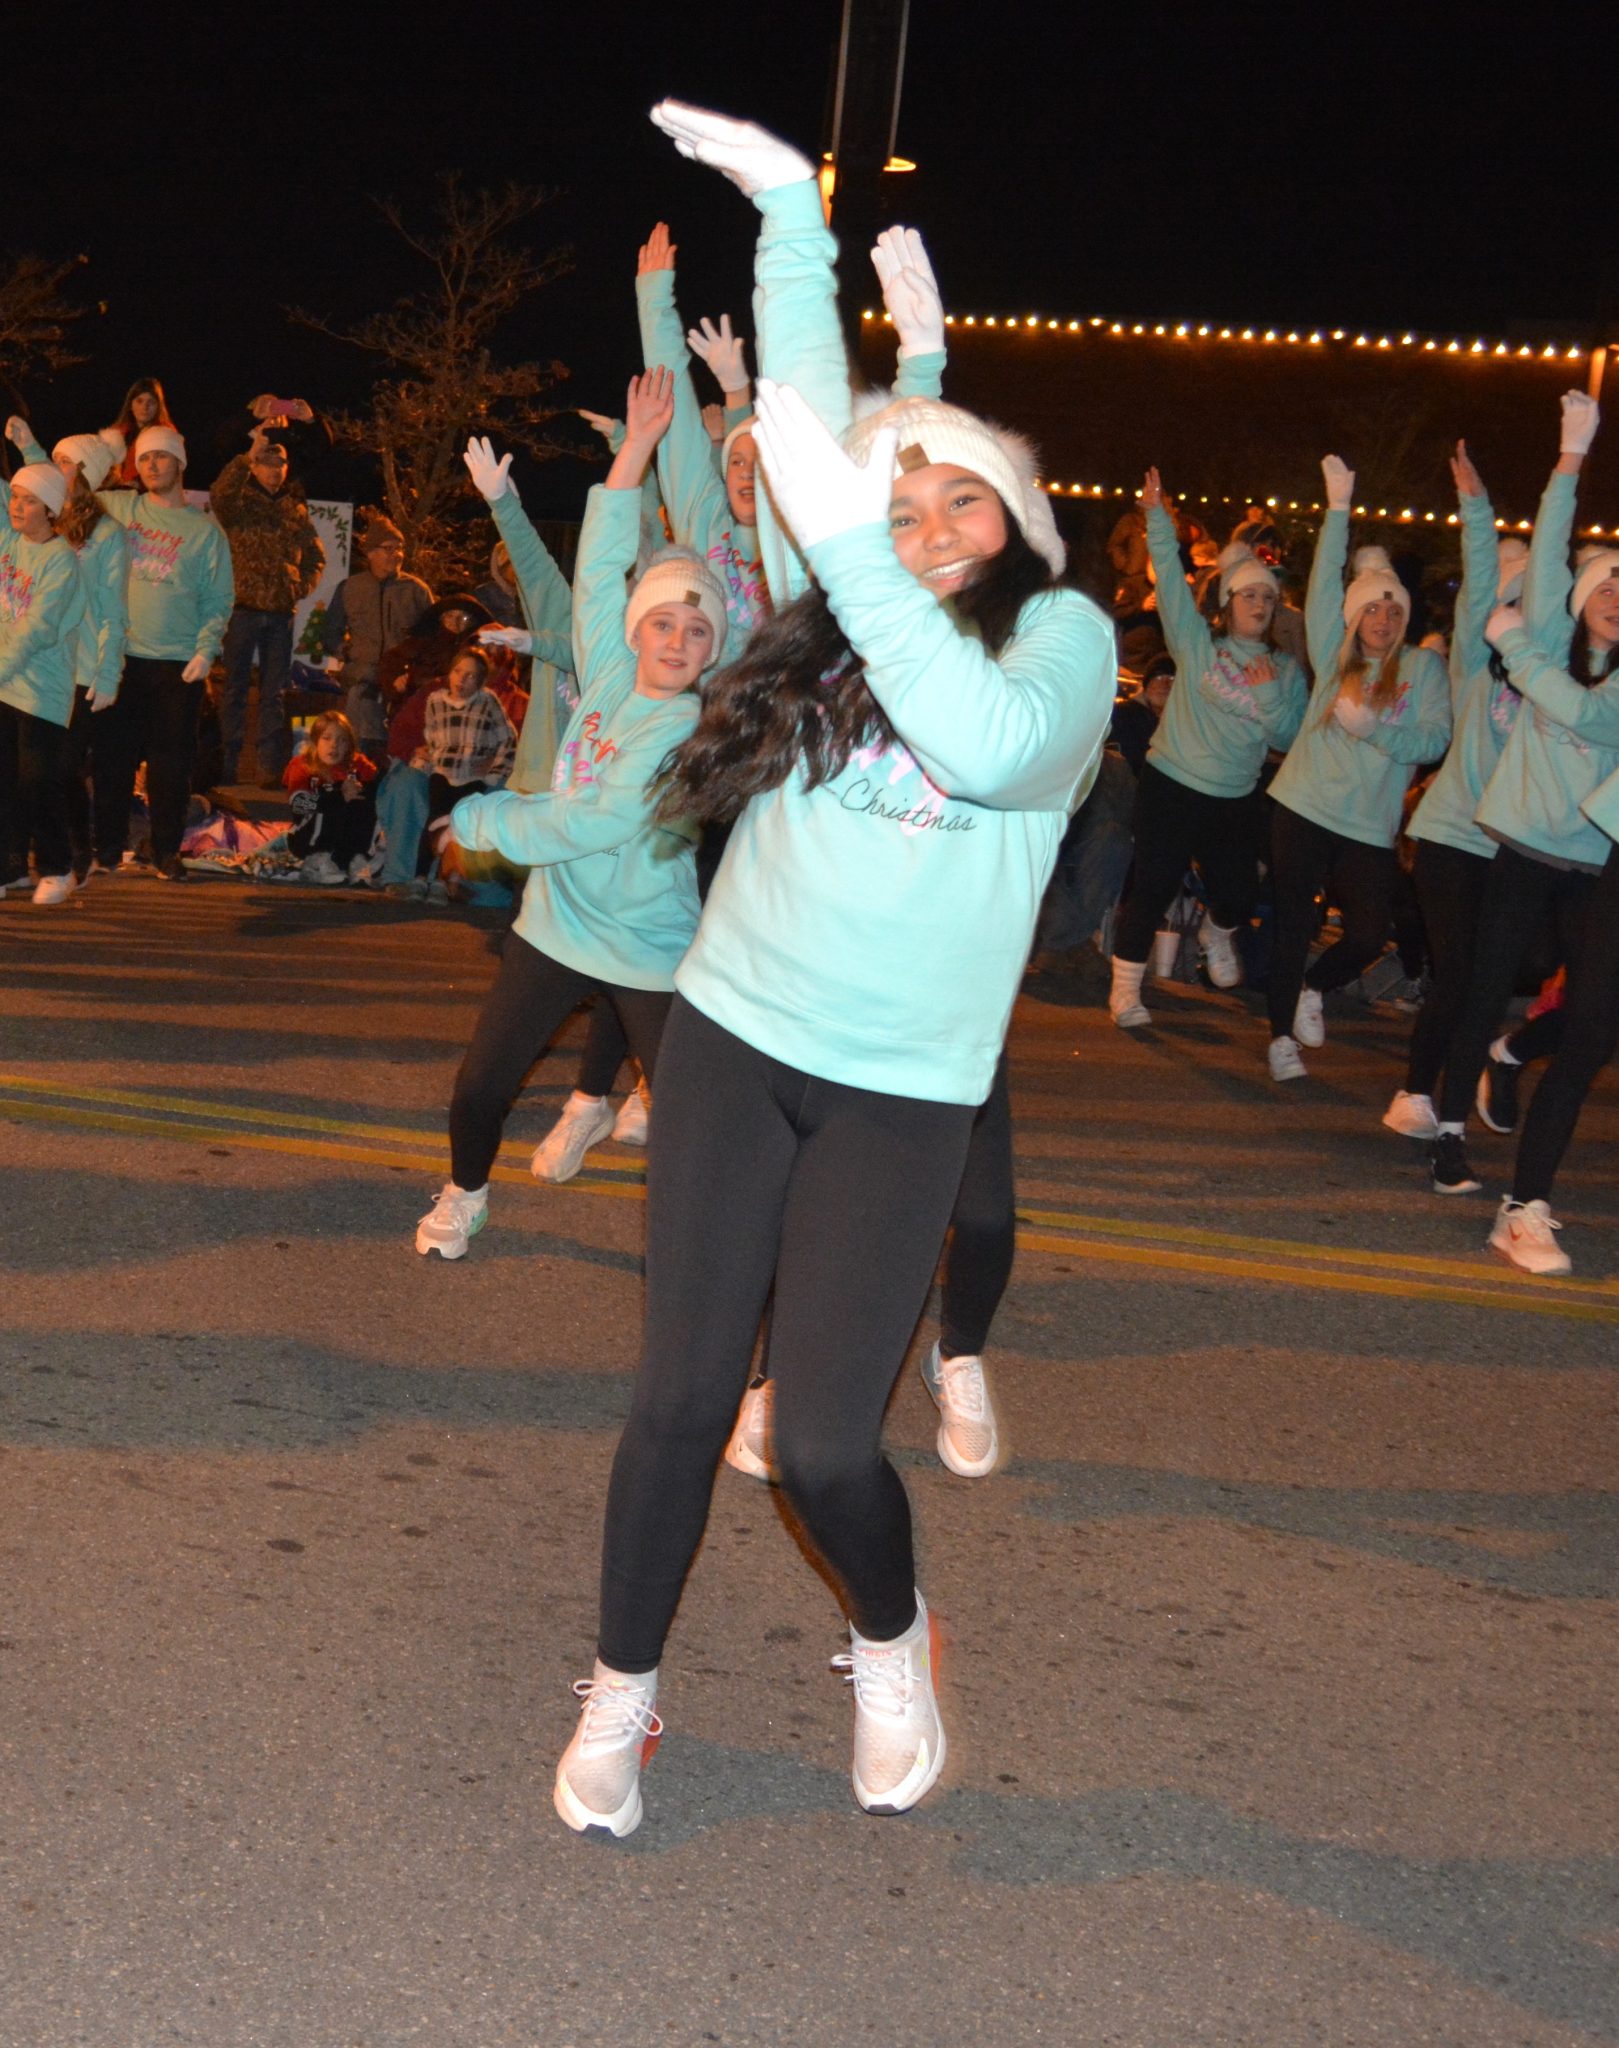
[658,514,1054,826]
[113,377,173,443]
[1569,614,1615,686]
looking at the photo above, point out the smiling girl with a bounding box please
[548,104,1115,1841]
[413,368,727,1261]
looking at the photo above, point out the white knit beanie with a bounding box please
[11,462,67,517]
[1217,542,1278,605]
[624,547,729,667]
[1343,567,1410,634]
[134,424,187,471]
[53,428,125,492]
[1570,549,1619,621]
[720,417,756,472]
[1496,537,1529,604]
[841,395,1067,577]
[1352,544,1395,577]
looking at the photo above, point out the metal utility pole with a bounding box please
[824,0,912,347]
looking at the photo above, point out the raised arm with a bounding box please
[1140,470,1210,676]
[1304,456,1356,680]
[464,436,574,667]
[1522,392,1597,656]
[570,371,673,691]
[1487,607,1619,746]
[634,222,731,555]
[1448,441,1501,696]
[5,416,48,466]
[873,227,947,402]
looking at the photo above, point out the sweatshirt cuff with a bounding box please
[802,520,899,592]
[1495,625,1535,667]
[755,177,826,230]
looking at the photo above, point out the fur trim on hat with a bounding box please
[1217,541,1278,606]
[1351,544,1395,577]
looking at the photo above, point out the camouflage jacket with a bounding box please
[210,455,324,615]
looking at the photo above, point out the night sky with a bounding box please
[10,3,1603,521]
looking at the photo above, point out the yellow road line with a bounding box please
[5,1084,1615,1324]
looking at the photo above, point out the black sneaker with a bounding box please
[1431,1132,1482,1195]
[1476,1051,1520,1134]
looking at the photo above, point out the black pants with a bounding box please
[448,931,672,1191]
[96,656,203,864]
[0,700,72,878]
[1268,804,1397,1039]
[1439,842,1595,1127]
[1405,839,1493,1096]
[288,785,378,865]
[63,687,130,870]
[599,997,976,1672]
[418,773,488,876]
[938,1052,1015,1358]
[1513,844,1619,1203]
[1112,762,1261,963]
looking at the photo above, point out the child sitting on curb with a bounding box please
[282,712,379,884]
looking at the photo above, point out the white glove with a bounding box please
[88,686,118,712]
[181,654,211,684]
[871,227,945,358]
[1332,692,1378,738]
[750,378,898,551]
[464,435,515,503]
[322,654,344,675]
[649,101,815,198]
[687,313,749,396]
[1485,603,1526,648]
[478,625,534,654]
[1560,390,1600,456]
[1321,455,1355,511]
[4,415,31,450]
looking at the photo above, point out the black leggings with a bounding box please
[1267,804,1397,1039]
[1512,843,1619,1204]
[0,700,72,878]
[63,688,127,870]
[448,932,672,1191]
[417,774,487,876]
[599,997,976,1672]
[1437,843,1594,1127]
[1405,839,1492,1096]
[1112,762,1261,963]
[95,657,203,864]
[938,1052,1016,1358]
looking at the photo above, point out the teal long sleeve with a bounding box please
[1450,491,1504,700]
[489,489,572,669]
[0,532,86,724]
[1475,626,1619,868]
[1522,467,1577,660]
[636,271,734,564]
[75,516,129,700]
[1495,628,1619,747]
[97,493,234,662]
[1303,508,1351,680]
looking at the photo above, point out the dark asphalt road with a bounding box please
[1,879,1615,2048]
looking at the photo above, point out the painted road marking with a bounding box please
[3,1072,1616,1325]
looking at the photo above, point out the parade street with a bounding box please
[1,881,1615,2048]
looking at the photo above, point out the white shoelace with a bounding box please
[830,1642,918,1720]
[427,1187,483,1228]
[1506,1203,1561,1241]
[571,1676,662,1754]
[936,1354,987,1420]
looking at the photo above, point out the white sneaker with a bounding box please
[1382,1089,1439,1139]
[723,1379,776,1481]
[1108,956,1151,1030]
[301,851,345,886]
[832,1596,947,1815]
[531,1093,616,1183]
[919,1343,1000,1476]
[347,851,380,885]
[414,1181,488,1259]
[31,872,78,906]
[1268,1034,1307,1081]
[553,1663,662,1837]
[611,1078,651,1147]
[1198,916,1243,989]
[1489,1198,1571,1276]
[1293,987,1325,1047]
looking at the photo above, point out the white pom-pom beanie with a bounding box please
[54,428,125,492]
[1343,566,1410,635]
[1351,543,1395,577]
[134,424,187,471]
[624,546,729,667]
[1496,537,1529,605]
[720,418,756,472]
[11,462,67,517]
[841,394,1067,577]
[1217,542,1278,605]
[1570,549,1619,621]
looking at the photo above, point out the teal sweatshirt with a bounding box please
[1268,509,1451,847]
[15,428,131,702]
[97,492,234,663]
[1409,491,1519,859]
[1581,764,1619,845]
[676,521,1116,1104]
[450,485,700,991]
[490,486,575,791]
[1142,503,1305,796]
[1522,466,1578,663]
[0,529,86,725]
[1477,625,1619,871]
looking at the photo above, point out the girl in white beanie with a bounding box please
[1106,467,1308,1029]
[0,464,87,902]
[414,369,726,1265]
[1426,389,1619,1197]
[1389,443,1530,1144]
[1262,457,1452,1080]
[5,418,130,875]
[547,102,1114,1842]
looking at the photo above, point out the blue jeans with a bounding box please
[221,608,293,779]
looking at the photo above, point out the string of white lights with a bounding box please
[859,309,1594,361]
[1034,477,1619,542]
